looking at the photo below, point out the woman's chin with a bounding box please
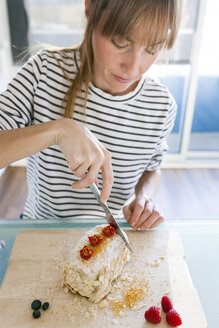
[110,81,138,96]
[104,77,138,96]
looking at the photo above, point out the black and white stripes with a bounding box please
[0,49,176,219]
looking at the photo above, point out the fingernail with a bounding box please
[126,215,131,222]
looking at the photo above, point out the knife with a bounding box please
[90,183,133,253]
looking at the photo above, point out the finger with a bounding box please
[99,158,113,203]
[129,199,146,227]
[123,205,132,223]
[139,207,163,230]
[71,164,99,189]
[149,216,164,229]
[67,159,83,173]
[73,162,90,178]
[129,205,143,228]
[95,178,99,187]
[132,201,153,230]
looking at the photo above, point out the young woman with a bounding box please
[0,0,182,230]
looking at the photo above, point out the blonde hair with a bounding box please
[55,0,182,118]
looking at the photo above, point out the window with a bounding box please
[28,0,84,47]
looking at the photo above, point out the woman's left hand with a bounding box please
[123,195,164,230]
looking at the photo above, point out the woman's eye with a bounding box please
[111,39,128,49]
[145,49,156,56]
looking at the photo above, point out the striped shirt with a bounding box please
[0,49,176,219]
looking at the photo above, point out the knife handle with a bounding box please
[90,183,111,215]
[90,183,101,203]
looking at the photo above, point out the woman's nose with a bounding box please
[121,51,141,78]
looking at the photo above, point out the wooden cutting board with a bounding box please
[0,229,207,328]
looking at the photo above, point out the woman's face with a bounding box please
[92,27,160,96]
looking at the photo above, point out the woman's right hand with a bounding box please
[55,118,113,202]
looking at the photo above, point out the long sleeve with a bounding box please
[145,93,177,171]
[0,51,44,130]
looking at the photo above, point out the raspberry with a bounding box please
[161,296,173,313]
[166,309,182,327]
[144,306,161,324]
[80,245,93,260]
[102,225,115,237]
[88,234,103,246]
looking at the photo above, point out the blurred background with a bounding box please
[0,0,219,219]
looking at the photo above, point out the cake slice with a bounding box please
[63,224,130,303]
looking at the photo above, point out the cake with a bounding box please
[63,224,130,303]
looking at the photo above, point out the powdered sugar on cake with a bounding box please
[63,224,130,303]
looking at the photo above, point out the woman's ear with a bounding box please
[85,0,91,19]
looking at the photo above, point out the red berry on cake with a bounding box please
[80,245,93,260]
[88,234,103,246]
[102,225,115,237]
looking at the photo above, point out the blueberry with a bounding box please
[32,310,41,318]
[31,299,41,310]
[42,302,49,311]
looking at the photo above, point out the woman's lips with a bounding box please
[113,74,133,84]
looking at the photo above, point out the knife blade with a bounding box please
[90,183,133,253]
